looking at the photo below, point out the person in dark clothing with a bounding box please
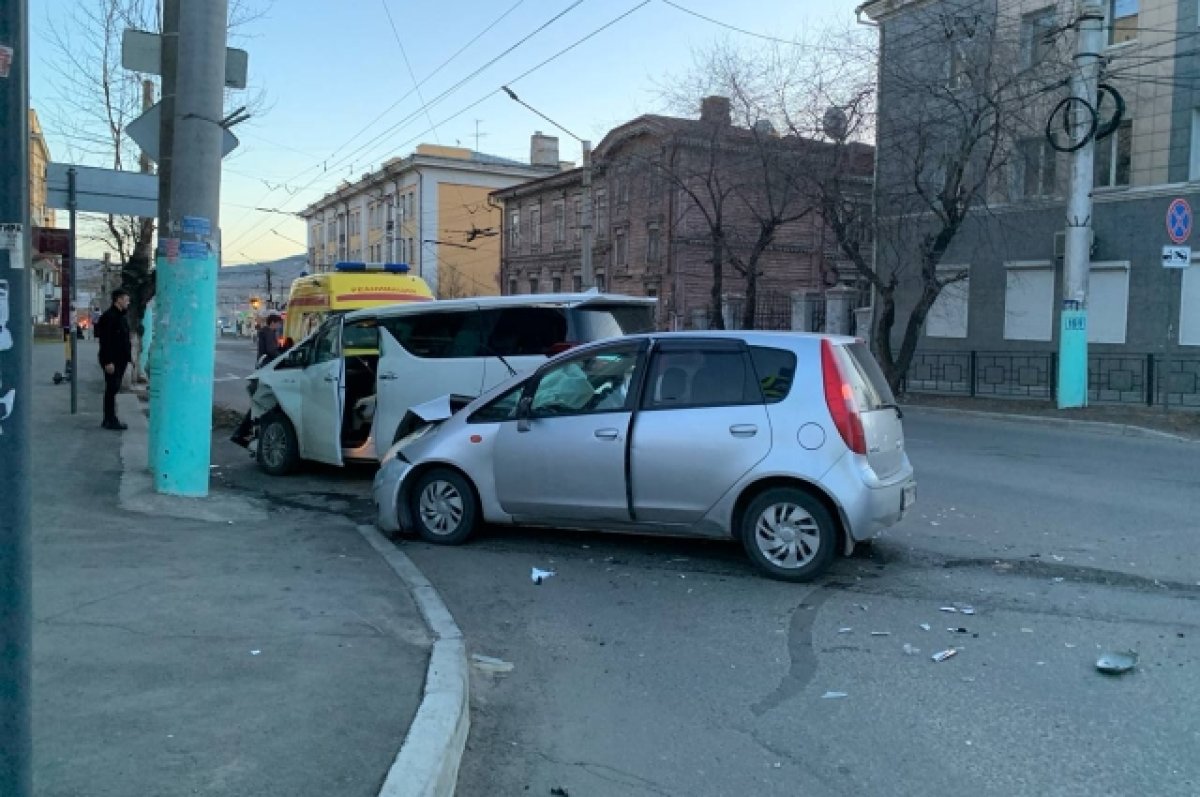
[255,314,283,367]
[95,289,132,430]
[232,314,286,448]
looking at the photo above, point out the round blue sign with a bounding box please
[1167,198,1192,244]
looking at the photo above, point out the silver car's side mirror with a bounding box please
[516,395,533,433]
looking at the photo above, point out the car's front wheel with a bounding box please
[410,467,479,545]
[256,411,300,476]
[740,488,837,582]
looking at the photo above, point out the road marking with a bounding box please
[213,373,246,382]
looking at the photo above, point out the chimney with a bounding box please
[699,96,732,126]
[752,119,777,138]
[530,131,560,168]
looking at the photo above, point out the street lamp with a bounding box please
[501,86,594,289]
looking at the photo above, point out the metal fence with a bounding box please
[903,350,1200,408]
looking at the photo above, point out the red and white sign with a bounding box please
[1167,198,1192,245]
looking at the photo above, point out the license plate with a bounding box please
[901,483,916,511]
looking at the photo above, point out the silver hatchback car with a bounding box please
[374,331,915,581]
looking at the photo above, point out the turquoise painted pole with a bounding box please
[146,266,167,474]
[150,0,227,496]
[153,243,217,495]
[1057,302,1088,408]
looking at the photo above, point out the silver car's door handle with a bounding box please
[729,424,758,437]
[323,375,339,383]
[379,372,399,381]
[594,428,619,440]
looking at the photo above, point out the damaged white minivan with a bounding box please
[244,292,657,475]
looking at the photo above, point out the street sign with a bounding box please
[121,28,248,89]
[1167,198,1192,244]
[126,101,238,164]
[1162,245,1192,268]
[45,163,158,217]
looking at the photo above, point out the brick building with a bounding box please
[492,97,874,331]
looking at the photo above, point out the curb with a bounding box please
[905,404,1198,443]
[357,525,469,797]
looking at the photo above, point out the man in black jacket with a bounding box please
[95,288,132,430]
[256,313,283,367]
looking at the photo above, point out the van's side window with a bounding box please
[380,312,476,359]
[313,322,340,364]
[478,308,568,357]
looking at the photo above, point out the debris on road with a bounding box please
[870,631,891,636]
[919,623,931,631]
[947,627,970,634]
[960,606,976,615]
[531,567,556,585]
[550,788,571,796]
[1021,628,1034,633]
[931,649,958,663]
[902,643,920,655]
[853,603,869,611]
[250,650,261,656]
[1095,651,1138,675]
[939,606,958,613]
[821,691,848,699]
[472,654,515,674]
[837,627,853,634]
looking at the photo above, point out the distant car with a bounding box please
[373,331,915,582]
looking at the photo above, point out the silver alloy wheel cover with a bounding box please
[419,479,465,535]
[754,502,821,569]
[260,422,288,470]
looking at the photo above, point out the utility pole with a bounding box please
[265,266,273,308]
[148,0,179,473]
[0,0,32,791]
[1058,0,1104,409]
[580,140,594,289]
[151,0,227,496]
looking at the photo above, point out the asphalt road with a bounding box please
[213,334,256,410]
[211,406,1200,797]
[401,410,1200,797]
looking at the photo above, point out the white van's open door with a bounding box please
[298,317,345,466]
[374,327,412,456]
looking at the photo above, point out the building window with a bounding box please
[1109,0,1137,45]
[595,189,608,237]
[646,224,660,263]
[553,201,566,243]
[596,273,606,291]
[552,276,562,293]
[529,278,539,294]
[615,167,630,205]
[948,41,970,89]
[509,210,520,249]
[1017,138,1057,198]
[1003,262,1055,341]
[530,205,541,246]
[1095,119,1132,187]
[409,238,415,263]
[1023,7,1057,67]
[614,229,628,266]
[508,278,518,296]
[573,275,582,292]
[400,239,407,262]
[646,286,658,299]
[574,196,583,242]
[1088,262,1129,344]
[926,266,970,339]
[1190,110,1200,181]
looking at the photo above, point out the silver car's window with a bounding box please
[468,384,525,423]
[749,346,797,404]
[642,349,761,410]
[530,348,641,417]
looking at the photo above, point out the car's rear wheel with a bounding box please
[257,411,300,476]
[411,467,478,545]
[740,487,836,582]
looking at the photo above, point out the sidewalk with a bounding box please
[30,341,450,796]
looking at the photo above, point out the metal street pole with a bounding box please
[67,167,77,414]
[580,140,594,289]
[151,0,227,496]
[0,0,32,792]
[1057,0,1104,409]
[148,0,179,473]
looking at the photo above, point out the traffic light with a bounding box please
[249,296,262,310]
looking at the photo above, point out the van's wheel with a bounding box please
[256,411,300,476]
[410,468,478,545]
[740,488,837,582]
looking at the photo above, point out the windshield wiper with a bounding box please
[480,343,517,377]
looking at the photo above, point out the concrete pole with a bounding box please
[1057,0,1104,409]
[580,140,594,289]
[0,1,32,790]
[148,0,179,472]
[151,0,227,496]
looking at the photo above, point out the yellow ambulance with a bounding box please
[283,262,434,347]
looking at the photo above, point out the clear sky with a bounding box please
[31,0,863,264]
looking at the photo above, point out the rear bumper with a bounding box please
[823,453,915,543]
